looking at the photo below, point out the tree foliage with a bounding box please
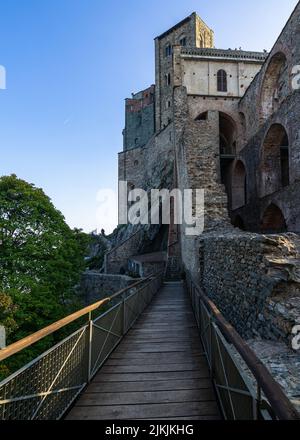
[0,175,90,356]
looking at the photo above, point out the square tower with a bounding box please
[154,12,214,131]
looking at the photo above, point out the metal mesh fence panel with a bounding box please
[186,275,277,421]
[0,327,88,420]
[0,273,163,420]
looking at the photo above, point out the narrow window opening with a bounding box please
[217,70,228,92]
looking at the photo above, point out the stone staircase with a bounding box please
[165,256,182,281]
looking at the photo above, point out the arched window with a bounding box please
[217,70,228,92]
[232,161,247,210]
[261,204,287,234]
[261,124,289,197]
[179,36,187,47]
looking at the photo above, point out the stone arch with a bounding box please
[260,52,288,120]
[195,111,208,121]
[232,160,247,210]
[261,203,287,234]
[219,112,237,155]
[260,123,289,197]
[219,112,237,202]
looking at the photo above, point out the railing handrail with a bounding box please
[0,274,157,363]
[188,274,300,421]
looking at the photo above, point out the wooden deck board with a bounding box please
[66,281,221,420]
[77,389,216,406]
[87,378,213,393]
[66,401,220,420]
[100,362,208,374]
[90,371,211,382]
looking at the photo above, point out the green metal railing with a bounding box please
[0,273,163,420]
[186,272,300,421]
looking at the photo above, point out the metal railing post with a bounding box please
[209,315,213,376]
[122,294,126,336]
[255,384,262,420]
[87,311,93,383]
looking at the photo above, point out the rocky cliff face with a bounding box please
[106,139,174,274]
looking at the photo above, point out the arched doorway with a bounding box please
[219,112,236,156]
[260,52,288,120]
[261,204,287,234]
[219,113,237,203]
[232,161,247,210]
[261,124,289,197]
[233,215,245,231]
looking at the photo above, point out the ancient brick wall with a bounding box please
[198,231,300,345]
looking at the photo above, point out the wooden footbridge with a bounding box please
[0,273,299,420]
[67,282,220,420]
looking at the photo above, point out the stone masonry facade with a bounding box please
[105,6,300,375]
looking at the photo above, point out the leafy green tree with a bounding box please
[0,175,90,352]
[0,291,17,336]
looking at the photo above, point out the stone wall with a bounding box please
[118,124,174,192]
[113,122,175,275]
[239,2,300,139]
[123,85,155,151]
[232,88,300,233]
[198,231,300,345]
[79,272,136,305]
[218,3,300,235]
[232,181,300,234]
[155,12,214,130]
[182,54,264,98]
[105,229,145,274]
[186,95,245,151]
[173,86,232,277]
[141,261,165,277]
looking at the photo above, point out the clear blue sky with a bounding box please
[0,0,298,232]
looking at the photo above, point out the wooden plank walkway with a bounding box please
[66,281,222,420]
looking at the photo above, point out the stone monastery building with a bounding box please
[106,4,300,354]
